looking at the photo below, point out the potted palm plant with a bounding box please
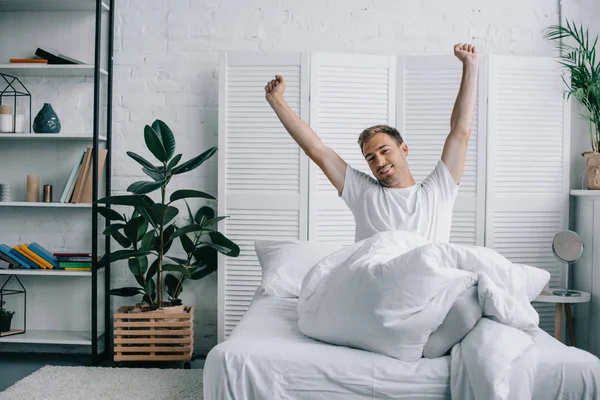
[97,119,239,363]
[546,20,600,189]
[0,300,15,333]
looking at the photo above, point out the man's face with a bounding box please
[362,132,409,188]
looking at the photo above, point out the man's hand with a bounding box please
[265,75,285,103]
[453,43,479,65]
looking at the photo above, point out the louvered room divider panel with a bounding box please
[217,53,309,341]
[486,56,570,334]
[308,53,397,244]
[398,56,486,246]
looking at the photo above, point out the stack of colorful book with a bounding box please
[53,253,92,271]
[0,243,58,269]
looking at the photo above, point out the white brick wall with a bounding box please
[111,0,599,355]
[0,0,596,356]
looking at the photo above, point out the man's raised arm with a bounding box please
[265,75,347,194]
[441,43,479,184]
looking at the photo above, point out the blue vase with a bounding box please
[33,103,61,134]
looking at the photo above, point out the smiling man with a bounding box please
[265,43,479,243]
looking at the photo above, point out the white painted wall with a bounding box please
[1,0,598,355]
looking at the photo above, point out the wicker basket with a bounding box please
[114,305,194,362]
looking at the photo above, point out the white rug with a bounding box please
[0,366,203,400]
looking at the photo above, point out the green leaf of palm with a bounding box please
[144,124,167,162]
[97,195,152,207]
[141,231,157,251]
[152,120,176,161]
[209,231,240,257]
[109,287,143,297]
[127,151,160,172]
[202,216,229,228]
[165,273,179,297]
[143,167,165,182]
[146,258,159,282]
[172,147,217,175]
[145,278,156,300]
[135,206,156,229]
[169,189,215,203]
[112,231,132,248]
[129,256,148,276]
[97,207,125,222]
[167,154,183,171]
[171,224,209,241]
[103,223,125,236]
[127,180,166,195]
[180,233,195,255]
[195,206,215,224]
[163,264,191,278]
[190,263,217,280]
[150,204,179,226]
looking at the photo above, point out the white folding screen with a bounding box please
[308,53,396,244]
[398,56,487,246]
[218,52,570,341]
[217,53,309,341]
[486,56,570,333]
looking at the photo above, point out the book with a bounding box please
[0,250,22,268]
[60,261,91,269]
[71,147,92,203]
[60,151,85,203]
[56,256,92,262]
[0,259,9,269]
[78,148,108,203]
[9,58,48,64]
[34,48,77,65]
[28,243,59,268]
[53,252,92,257]
[57,54,85,64]
[15,244,53,269]
[8,248,38,269]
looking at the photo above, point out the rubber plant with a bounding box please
[96,119,240,309]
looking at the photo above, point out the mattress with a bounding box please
[204,295,600,400]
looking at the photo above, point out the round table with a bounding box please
[533,290,591,346]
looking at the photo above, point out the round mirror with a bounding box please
[552,230,583,264]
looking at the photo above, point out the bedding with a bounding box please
[204,295,600,400]
[297,230,550,399]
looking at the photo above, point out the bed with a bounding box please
[204,294,600,400]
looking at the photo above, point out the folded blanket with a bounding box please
[297,230,550,400]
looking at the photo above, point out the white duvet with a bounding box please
[297,230,551,400]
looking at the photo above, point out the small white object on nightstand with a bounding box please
[534,290,591,346]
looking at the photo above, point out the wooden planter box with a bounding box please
[114,305,194,362]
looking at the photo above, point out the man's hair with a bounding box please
[357,125,404,154]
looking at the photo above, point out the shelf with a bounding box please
[0,329,102,345]
[0,64,108,77]
[0,133,107,141]
[570,190,600,198]
[0,0,109,12]
[0,202,91,208]
[0,268,102,277]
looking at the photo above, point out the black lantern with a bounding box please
[0,275,26,337]
[0,73,32,133]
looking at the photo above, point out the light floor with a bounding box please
[0,353,205,392]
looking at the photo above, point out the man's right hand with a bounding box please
[265,75,285,103]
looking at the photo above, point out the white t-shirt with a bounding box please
[340,160,459,243]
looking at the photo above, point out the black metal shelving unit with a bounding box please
[0,0,115,366]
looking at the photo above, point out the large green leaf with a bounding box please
[169,190,215,203]
[109,287,143,297]
[167,154,183,171]
[144,124,167,162]
[142,167,165,182]
[152,120,176,160]
[180,233,195,255]
[108,249,152,263]
[172,147,217,175]
[195,206,215,224]
[112,231,132,249]
[202,216,229,228]
[127,151,160,172]
[103,223,125,236]
[193,246,217,267]
[97,195,152,207]
[199,241,233,255]
[163,264,191,278]
[166,255,188,265]
[160,225,177,254]
[190,263,218,280]
[127,180,166,195]
[97,207,125,222]
[150,204,179,226]
[146,258,159,281]
[209,231,240,257]
[135,206,156,229]
[128,256,148,276]
[124,217,148,244]
[145,277,156,300]
[165,273,179,297]
[171,224,209,241]
[141,231,157,251]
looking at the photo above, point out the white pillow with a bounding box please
[254,240,344,298]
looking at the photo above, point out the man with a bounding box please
[265,43,478,244]
[266,43,480,358]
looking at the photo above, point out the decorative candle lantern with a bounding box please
[0,73,32,133]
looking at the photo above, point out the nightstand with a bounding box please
[534,290,591,346]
